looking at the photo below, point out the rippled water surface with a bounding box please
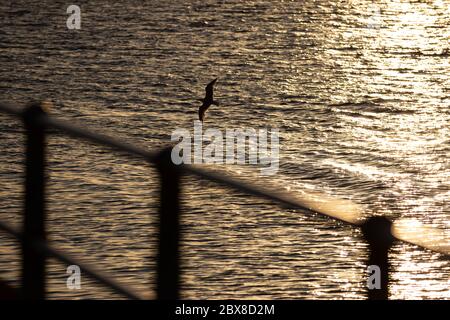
[0,0,449,299]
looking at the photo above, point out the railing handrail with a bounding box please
[1,102,358,225]
[0,101,448,300]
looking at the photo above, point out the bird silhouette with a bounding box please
[198,78,219,122]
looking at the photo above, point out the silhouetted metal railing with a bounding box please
[0,101,447,300]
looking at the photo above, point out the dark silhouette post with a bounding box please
[155,147,181,300]
[362,216,395,300]
[22,103,47,299]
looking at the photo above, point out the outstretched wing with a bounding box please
[204,78,217,102]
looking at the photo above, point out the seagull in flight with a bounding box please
[198,78,219,122]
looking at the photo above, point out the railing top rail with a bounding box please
[1,102,356,226]
[2,102,449,253]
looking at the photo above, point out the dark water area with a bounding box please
[0,1,448,299]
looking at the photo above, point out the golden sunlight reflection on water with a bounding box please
[0,0,448,299]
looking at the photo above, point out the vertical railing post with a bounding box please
[155,147,181,300]
[362,216,395,300]
[22,103,47,299]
